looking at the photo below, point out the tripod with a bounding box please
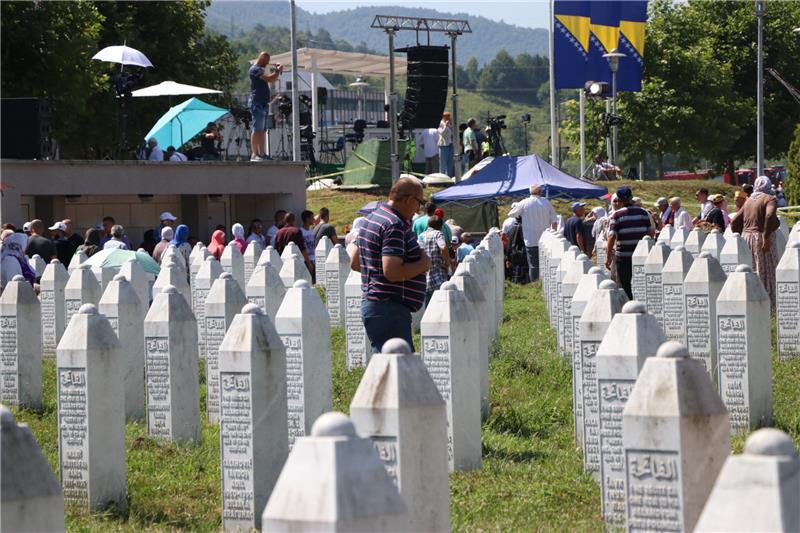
[273,115,291,160]
[225,120,252,161]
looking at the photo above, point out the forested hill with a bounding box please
[205,0,549,66]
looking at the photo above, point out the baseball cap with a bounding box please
[571,202,587,212]
[160,211,177,222]
[616,186,633,200]
[434,208,445,218]
[654,197,668,207]
[48,222,67,232]
[451,236,459,244]
[22,222,32,232]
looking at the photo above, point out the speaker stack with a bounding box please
[398,46,449,130]
[1,98,51,159]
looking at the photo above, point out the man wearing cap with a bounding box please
[508,184,558,282]
[24,219,56,262]
[21,221,32,236]
[564,202,588,255]
[160,212,177,230]
[606,187,655,299]
[49,222,76,266]
[692,187,712,225]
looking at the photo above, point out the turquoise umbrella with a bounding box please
[143,97,229,149]
[83,249,160,275]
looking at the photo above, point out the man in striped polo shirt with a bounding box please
[605,186,655,299]
[350,177,430,352]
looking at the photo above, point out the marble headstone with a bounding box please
[221,242,246,293]
[218,303,289,531]
[153,264,192,308]
[643,242,671,327]
[262,412,408,532]
[661,245,693,343]
[64,264,101,329]
[656,224,674,247]
[275,279,332,448]
[684,227,706,258]
[776,242,800,359]
[471,248,499,340]
[143,286,200,443]
[547,238,569,328]
[40,259,69,357]
[98,274,145,421]
[314,235,333,288]
[631,236,654,304]
[194,256,224,359]
[324,244,350,327]
[720,232,752,274]
[481,232,505,328]
[28,254,45,278]
[278,252,312,289]
[344,269,370,370]
[259,245,283,272]
[246,258,286,323]
[684,251,727,386]
[700,228,726,261]
[243,240,263,289]
[669,226,689,250]
[561,253,591,357]
[461,253,496,342]
[0,275,42,409]
[56,304,126,511]
[350,339,450,533]
[90,263,115,293]
[622,342,730,533]
[556,246,579,353]
[280,241,300,261]
[716,264,772,433]
[119,257,151,310]
[67,250,87,275]
[189,247,212,312]
[162,244,186,272]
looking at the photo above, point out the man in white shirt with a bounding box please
[166,146,188,161]
[148,138,164,161]
[501,202,520,235]
[692,187,712,225]
[507,184,558,282]
[669,197,693,230]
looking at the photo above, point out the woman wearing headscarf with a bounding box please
[153,226,173,264]
[730,176,780,310]
[77,228,102,258]
[231,223,247,254]
[170,224,192,269]
[208,229,226,260]
[1,232,36,291]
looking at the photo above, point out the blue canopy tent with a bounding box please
[433,154,608,204]
[144,97,229,149]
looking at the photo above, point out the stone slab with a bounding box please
[0,276,42,409]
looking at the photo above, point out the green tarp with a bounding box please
[340,138,406,189]
[439,200,499,235]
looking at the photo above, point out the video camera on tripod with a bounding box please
[113,71,143,98]
[230,105,252,128]
[485,113,507,156]
[601,112,624,134]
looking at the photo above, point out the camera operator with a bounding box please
[462,117,479,169]
[249,51,283,162]
[201,122,223,160]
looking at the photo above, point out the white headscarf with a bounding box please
[346,217,367,246]
[750,176,774,200]
[232,223,245,240]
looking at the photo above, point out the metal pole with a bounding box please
[611,69,618,166]
[579,89,585,177]
[523,122,529,154]
[290,0,301,162]
[605,98,612,163]
[450,32,462,182]
[387,29,399,182]
[756,0,765,175]
[311,58,319,155]
[548,0,559,167]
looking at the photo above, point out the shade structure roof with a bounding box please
[433,154,608,203]
[131,80,222,97]
[269,47,407,77]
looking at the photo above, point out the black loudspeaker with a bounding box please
[317,87,328,106]
[1,98,50,159]
[398,46,449,129]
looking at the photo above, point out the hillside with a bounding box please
[206,0,549,66]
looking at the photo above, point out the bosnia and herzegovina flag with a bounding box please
[554,0,647,91]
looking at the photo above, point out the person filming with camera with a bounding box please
[249,51,282,161]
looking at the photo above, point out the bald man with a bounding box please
[349,177,430,352]
[249,51,282,161]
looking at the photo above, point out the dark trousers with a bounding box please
[361,299,414,354]
[616,257,633,300]
[525,246,540,282]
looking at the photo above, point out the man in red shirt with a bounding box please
[273,212,313,271]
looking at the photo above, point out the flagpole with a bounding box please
[290,0,301,162]
[579,89,586,178]
[548,0,559,168]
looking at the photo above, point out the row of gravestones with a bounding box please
[1,229,508,532]
[540,226,800,532]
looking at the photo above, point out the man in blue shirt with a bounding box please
[564,202,588,255]
[249,51,282,161]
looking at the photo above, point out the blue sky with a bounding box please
[297,0,550,29]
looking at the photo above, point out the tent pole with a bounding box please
[290,0,301,163]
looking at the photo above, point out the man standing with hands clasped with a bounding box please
[249,51,282,161]
[349,177,430,353]
[605,186,655,299]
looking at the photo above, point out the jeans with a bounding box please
[525,246,540,282]
[616,257,633,300]
[439,144,454,177]
[361,299,414,353]
[249,101,268,132]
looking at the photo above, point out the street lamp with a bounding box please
[349,76,369,120]
[602,48,626,166]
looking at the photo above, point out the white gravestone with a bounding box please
[643,242,671,328]
[64,264,101,329]
[695,428,800,533]
[259,245,283,273]
[28,254,45,278]
[716,264,772,433]
[684,227,706,258]
[450,269,490,420]
[153,264,191,308]
[538,230,552,307]
[571,266,608,448]
[350,338,450,533]
[204,272,247,424]
[162,244,186,272]
[421,282,482,472]
[720,232,753,274]
[90,263,115,293]
[548,238,569,328]
[579,279,628,475]
[463,252,497,342]
[668,226,689,250]
[1,406,65,532]
[788,221,800,247]
[275,279,332,449]
[471,248,499,340]
[56,303,126,511]
[656,224,674,247]
[195,256,224,360]
[324,244,350,327]
[314,236,333,288]
[557,246,579,353]
[776,242,800,359]
[189,247,211,312]
[98,274,145,421]
[67,250,87,275]
[700,228,726,261]
[0,275,42,409]
[280,241,300,261]
[562,254,591,357]
[40,259,69,358]
[189,241,205,266]
[595,232,608,274]
[684,251,727,386]
[262,412,408,532]
[774,226,788,260]
[279,252,312,289]
[631,236,654,304]
[243,239,263,290]
[246,258,286,323]
[661,245,693,343]
[344,270,370,370]
[218,303,289,532]
[221,242,246,293]
[622,341,730,533]
[120,257,151,310]
[480,232,505,329]
[596,301,666,529]
[143,286,200,443]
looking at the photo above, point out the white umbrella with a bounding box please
[131,80,222,98]
[92,45,153,68]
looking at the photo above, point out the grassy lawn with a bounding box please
[11,279,799,531]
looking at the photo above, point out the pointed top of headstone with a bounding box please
[293,279,310,289]
[112,273,125,282]
[163,285,179,295]
[241,302,263,314]
[11,274,24,282]
[744,428,797,456]
[220,272,233,279]
[205,255,215,262]
[78,263,91,270]
[599,279,617,290]
[792,241,800,249]
[576,254,589,261]
[439,281,456,291]
[78,303,98,314]
[698,251,711,258]
[463,255,476,264]
[311,411,357,437]
[710,228,720,234]
[735,264,752,273]
[622,300,647,313]
[50,258,61,265]
[657,341,689,358]
[382,338,412,354]
[588,266,604,274]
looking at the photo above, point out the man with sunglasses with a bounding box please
[349,177,430,352]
